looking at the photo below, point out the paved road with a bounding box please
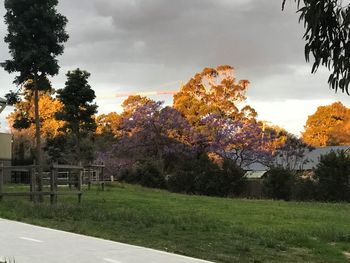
[0,218,212,263]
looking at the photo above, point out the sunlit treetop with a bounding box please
[173,65,256,127]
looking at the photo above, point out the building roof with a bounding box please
[301,146,350,170]
[243,146,350,172]
[243,162,268,171]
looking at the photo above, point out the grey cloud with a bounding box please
[0,0,349,104]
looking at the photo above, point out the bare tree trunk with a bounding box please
[33,76,43,202]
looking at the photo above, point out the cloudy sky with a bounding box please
[0,0,350,135]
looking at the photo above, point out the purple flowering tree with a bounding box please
[200,114,274,168]
[117,100,193,160]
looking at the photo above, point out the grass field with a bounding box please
[0,183,349,263]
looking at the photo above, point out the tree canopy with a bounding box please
[302,101,350,146]
[173,65,256,127]
[2,0,68,85]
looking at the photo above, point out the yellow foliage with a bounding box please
[302,102,350,146]
[7,92,65,141]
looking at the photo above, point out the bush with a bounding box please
[292,177,318,201]
[220,160,245,196]
[120,161,166,189]
[263,167,295,200]
[167,169,197,194]
[314,150,350,202]
[167,155,245,197]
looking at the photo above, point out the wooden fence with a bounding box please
[0,163,84,204]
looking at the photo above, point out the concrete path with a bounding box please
[0,218,212,263]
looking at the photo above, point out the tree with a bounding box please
[56,69,97,164]
[2,0,68,195]
[96,112,121,136]
[200,114,273,168]
[302,102,350,146]
[7,90,65,140]
[315,150,350,201]
[283,0,350,93]
[121,95,151,117]
[118,99,192,162]
[274,131,313,171]
[173,65,256,127]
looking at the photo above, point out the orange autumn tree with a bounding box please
[96,112,122,136]
[121,95,152,117]
[7,90,65,145]
[173,65,256,127]
[302,102,350,147]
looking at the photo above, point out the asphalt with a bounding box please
[0,218,212,263]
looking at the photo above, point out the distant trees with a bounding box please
[302,102,350,146]
[2,0,68,196]
[283,0,350,93]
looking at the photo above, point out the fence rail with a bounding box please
[0,162,93,204]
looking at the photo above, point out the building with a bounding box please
[242,163,268,198]
[0,133,12,182]
[301,146,350,170]
[241,146,350,198]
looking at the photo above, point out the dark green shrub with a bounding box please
[167,155,245,197]
[167,169,197,194]
[263,167,295,200]
[292,177,318,201]
[220,159,245,196]
[120,161,166,189]
[315,150,350,202]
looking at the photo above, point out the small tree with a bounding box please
[2,0,68,196]
[56,69,97,164]
[315,150,350,202]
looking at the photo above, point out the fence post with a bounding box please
[101,166,105,191]
[78,169,82,204]
[30,162,36,202]
[50,164,56,205]
[0,162,4,201]
[53,165,58,204]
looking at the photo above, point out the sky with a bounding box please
[0,0,350,135]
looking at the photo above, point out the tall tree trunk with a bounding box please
[33,76,43,202]
[76,127,81,165]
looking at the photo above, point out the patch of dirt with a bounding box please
[343,251,350,260]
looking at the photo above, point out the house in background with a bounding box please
[0,133,12,182]
[241,145,350,198]
[301,145,350,171]
[242,163,268,198]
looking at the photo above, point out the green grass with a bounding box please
[0,183,349,262]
